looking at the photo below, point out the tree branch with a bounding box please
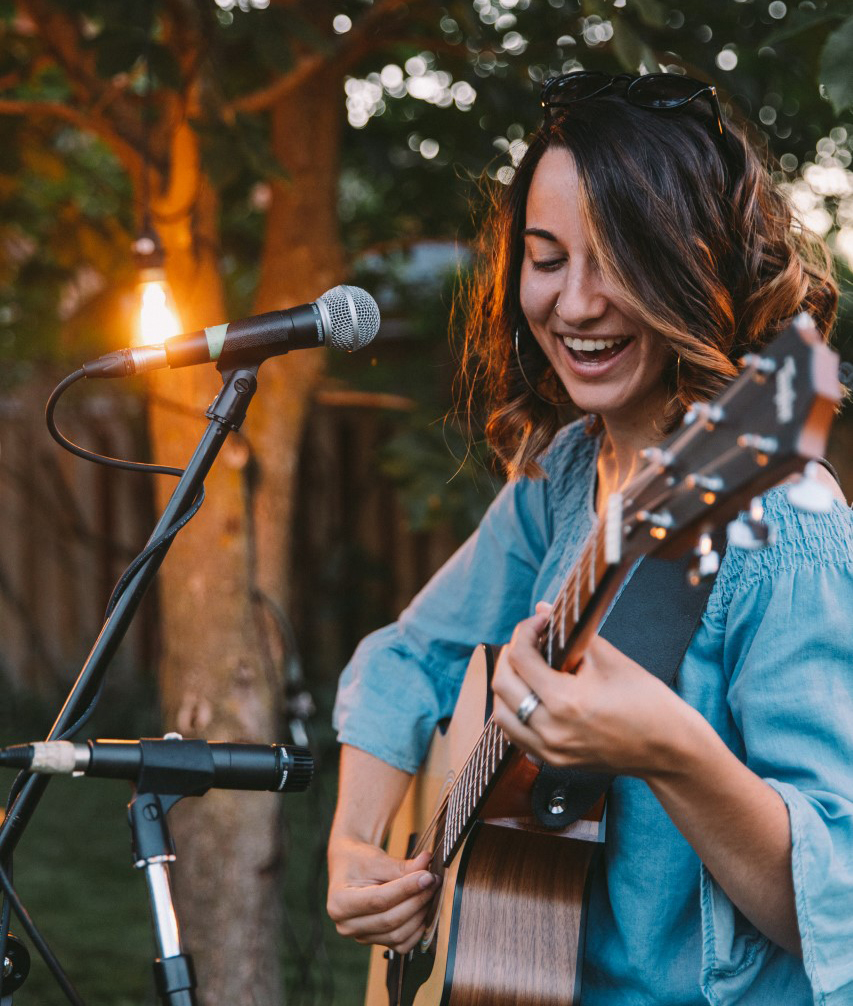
[225,0,438,115]
[0,98,143,169]
[16,0,159,164]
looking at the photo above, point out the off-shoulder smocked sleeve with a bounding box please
[700,490,853,1005]
[333,470,552,773]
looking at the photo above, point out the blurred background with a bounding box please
[0,1,851,1003]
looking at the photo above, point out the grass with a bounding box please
[0,690,371,1006]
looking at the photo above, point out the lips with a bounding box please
[561,334,633,366]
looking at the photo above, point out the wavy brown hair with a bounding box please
[458,93,838,478]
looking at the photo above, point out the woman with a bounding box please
[327,73,853,1005]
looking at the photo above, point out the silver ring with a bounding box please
[515,690,541,725]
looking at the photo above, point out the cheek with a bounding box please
[519,263,552,327]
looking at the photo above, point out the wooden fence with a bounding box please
[0,376,461,706]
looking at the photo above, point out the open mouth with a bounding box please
[562,335,632,365]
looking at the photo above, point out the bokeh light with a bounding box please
[345,55,478,129]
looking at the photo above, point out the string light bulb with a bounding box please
[133,228,181,347]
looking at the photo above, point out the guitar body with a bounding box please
[365,645,603,1006]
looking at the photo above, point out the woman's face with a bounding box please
[519,147,671,437]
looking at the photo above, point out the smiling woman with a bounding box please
[519,149,672,454]
[327,76,853,1006]
[463,90,837,479]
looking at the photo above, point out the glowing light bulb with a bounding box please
[136,268,180,346]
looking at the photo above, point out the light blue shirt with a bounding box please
[334,421,853,1005]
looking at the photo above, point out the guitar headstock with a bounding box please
[617,314,842,563]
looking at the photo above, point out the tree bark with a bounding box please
[150,71,344,1005]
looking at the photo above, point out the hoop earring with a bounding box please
[514,328,571,407]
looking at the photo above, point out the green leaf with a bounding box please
[763,3,852,47]
[631,0,667,31]
[819,15,853,113]
[610,18,660,74]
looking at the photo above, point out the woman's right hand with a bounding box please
[327,837,439,953]
[326,744,440,954]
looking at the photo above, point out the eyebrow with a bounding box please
[522,227,559,241]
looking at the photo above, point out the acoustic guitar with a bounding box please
[364,314,842,1006]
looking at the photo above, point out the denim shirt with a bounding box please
[334,420,853,1005]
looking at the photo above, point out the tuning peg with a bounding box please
[684,402,725,427]
[727,498,776,551]
[740,352,778,375]
[687,532,721,586]
[727,499,776,551]
[787,461,835,515]
[639,446,674,469]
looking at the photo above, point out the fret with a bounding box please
[559,595,566,648]
[476,737,485,797]
[547,614,554,667]
[462,764,470,820]
[452,783,461,841]
[573,574,580,622]
[588,541,596,594]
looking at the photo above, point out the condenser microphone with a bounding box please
[82,284,380,379]
[0,739,314,793]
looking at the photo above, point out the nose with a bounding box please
[555,260,609,328]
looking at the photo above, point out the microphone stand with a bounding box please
[0,365,261,946]
[126,736,235,1006]
[132,789,196,1006]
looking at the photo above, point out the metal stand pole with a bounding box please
[130,792,197,1006]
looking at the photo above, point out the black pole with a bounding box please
[0,366,260,858]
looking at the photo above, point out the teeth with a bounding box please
[563,336,628,352]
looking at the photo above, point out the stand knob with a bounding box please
[0,934,30,996]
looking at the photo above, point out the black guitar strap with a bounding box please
[531,545,723,829]
[531,457,843,828]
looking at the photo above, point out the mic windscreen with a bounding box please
[319,285,381,352]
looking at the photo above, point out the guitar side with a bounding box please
[365,645,602,1006]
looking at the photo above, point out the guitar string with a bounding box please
[415,528,606,862]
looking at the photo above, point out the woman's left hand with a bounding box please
[492,602,690,779]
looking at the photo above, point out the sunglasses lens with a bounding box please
[543,72,613,109]
[629,74,704,109]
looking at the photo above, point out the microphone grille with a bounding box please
[319,285,381,352]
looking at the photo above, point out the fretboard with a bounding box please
[439,520,613,865]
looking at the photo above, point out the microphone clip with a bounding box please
[206,364,260,433]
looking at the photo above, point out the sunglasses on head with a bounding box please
[541,71,727,141]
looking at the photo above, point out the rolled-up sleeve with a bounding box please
[333,472,552,773]
[701,495,853,1004]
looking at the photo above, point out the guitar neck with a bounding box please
[440,521,624,865]
[540,519,628,671]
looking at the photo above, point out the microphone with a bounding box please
[0,738,314,794]
[82,284,380,379]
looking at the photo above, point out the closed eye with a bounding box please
[531,258,565,272]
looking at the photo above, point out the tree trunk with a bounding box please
[150,71,344,1005]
